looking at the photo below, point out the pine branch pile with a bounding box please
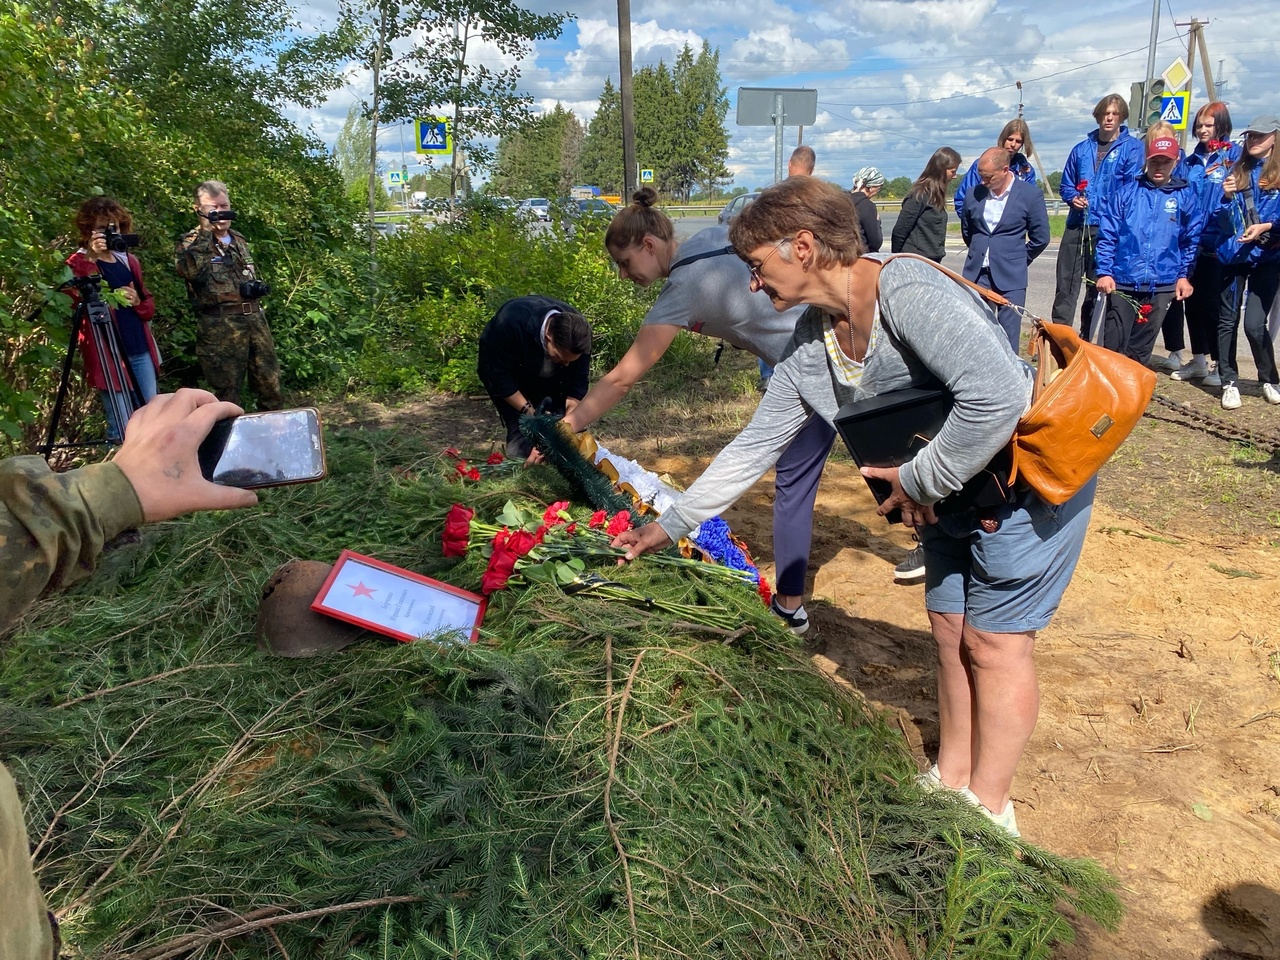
[0,428,1121,959]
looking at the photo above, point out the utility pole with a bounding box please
[1016,81,1053,200]
[1143,0,1160,124]
[617,0,637,202]
[1175,18,1217,150]
[367,5,388,261]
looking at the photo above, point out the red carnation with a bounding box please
[466,467,481,481]
[533,523,548,545]
[486,452,505,465]
[542,501,571,526]
[757,577,772,607]
[606,511,632,536]
[1075,179,1088,192]
[454,460,469,476]
[1137,303,1153,323]
[442,503,474,557]
[1210,139,1231,152]
[481,545,519,594]
[588,510,608,529]
[565,522,577,535]
[444,447,461,459]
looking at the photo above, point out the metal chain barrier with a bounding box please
[1145,392,1280,453]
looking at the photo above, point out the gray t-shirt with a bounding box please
[656,254,1035,542]
[643,226,805,367]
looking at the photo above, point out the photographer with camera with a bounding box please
[66,197,160,442]
[175,180,282,410]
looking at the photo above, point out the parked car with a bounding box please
[572,198,615,218]
[517,197,551,221]
[716,193,760,225]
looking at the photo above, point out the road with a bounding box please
[674,214,1063,323]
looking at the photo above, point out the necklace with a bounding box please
[843,266,866,363]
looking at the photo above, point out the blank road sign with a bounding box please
[736,87,817,127]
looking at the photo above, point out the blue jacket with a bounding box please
[952,152,1035,218]
[960,177,1051,293]
[1185,141,1241,254]
[1213,157,1280,266]
[1060,127,1145,229]
[1095,175,1203,291]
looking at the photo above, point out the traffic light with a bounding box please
[1145,78,1167,129]
[1129,82,1145,128]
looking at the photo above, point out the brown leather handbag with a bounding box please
[1011,320,1156,503]
[883,255,1157,504]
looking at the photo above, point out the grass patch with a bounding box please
[3,427,1121,959]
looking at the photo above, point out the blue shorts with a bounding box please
[919,476,1096,634]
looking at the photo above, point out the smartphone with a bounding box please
[198,408,327,488]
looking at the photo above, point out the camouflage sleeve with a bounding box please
[174,229,217,285]
[0,457,144,632]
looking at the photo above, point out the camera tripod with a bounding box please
[38,276,143,458]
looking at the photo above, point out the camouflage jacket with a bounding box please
[1,762,53,960]
[0,457,143,634]
[174,228,260,309]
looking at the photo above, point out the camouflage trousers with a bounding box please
[196,308,283,410]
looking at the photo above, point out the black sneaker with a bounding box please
[770,598,810,635]
[894,545,925,583]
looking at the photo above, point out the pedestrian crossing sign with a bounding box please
[1159,92,1190,130]
[415,117,451,154]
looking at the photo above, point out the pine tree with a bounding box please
[579,78,623,195]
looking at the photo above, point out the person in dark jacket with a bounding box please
[1095,136,1204,365]
[953,119,1037,218]
[1051,94,1145,335]
[892,146,961,263]
[960,147,1051,350]
[849,166,885,252]
[477,296,592,458]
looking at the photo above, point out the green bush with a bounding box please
[362,212,655,395]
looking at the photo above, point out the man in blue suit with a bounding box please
[960,147,1051,351]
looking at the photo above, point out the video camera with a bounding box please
[204,210,237,223]
[239,279,272,300]
[103,222,140,252]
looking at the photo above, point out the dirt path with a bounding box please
[328,387,1280,959]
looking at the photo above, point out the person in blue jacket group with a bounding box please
[1095,136,1204,365]
[953,118,1037,218]
[1167,101,1241,387]
[1214,114,1280,410]
[1051,93,1145,337]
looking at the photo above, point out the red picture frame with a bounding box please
[310,550,486,644]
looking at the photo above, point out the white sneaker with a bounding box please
[1263,383,1280,405]
[1170,358,1208,381]
[916,763,965,794]
[1159,351,1185,372]
[1203,366,1222,388]
[959,786,1021,838]
[1221,383,1242,410]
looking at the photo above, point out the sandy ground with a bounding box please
[332,389,1280,959]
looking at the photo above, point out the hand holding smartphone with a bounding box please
[198,408,327,488]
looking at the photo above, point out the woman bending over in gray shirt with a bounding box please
[613,176,1098,839]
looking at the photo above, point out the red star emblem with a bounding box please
[347,581,377,599]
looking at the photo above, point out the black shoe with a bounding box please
[894,545,925,582]
[770,598,810,636]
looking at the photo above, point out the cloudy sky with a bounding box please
[293,0,1278,192]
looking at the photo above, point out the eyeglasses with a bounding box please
[748,238,792,284]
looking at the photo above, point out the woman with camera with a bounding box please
[67,196,160,441]
[612,177,1098,837]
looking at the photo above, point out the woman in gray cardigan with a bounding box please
[614,176,1097,838]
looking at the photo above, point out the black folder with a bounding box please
[833,387,1013,524]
